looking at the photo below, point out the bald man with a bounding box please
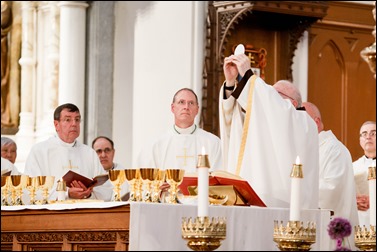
[303,101,358,248]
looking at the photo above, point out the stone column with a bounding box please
[58,1,88,142]
[33,1,61,141]
[16,1,37,171]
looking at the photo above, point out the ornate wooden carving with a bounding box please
[201,1,328,135]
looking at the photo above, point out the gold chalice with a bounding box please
[109,169,126,201]
[140,168,159,202]
[1,176,10,206]
[9,175,28,205]
[26,176,40,205]
[152,169,166,203]
[165,169,185,204]
[38,175,55,204]
[124,168,141,202]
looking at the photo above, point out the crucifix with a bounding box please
[63,160,78,170]
[176,148,194,166]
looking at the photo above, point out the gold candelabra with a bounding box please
[354,225,376,251]
[181,216,226,251]
[273,220,316,251]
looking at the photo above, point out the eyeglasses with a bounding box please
[60,117,82,124]
[176,100,197,107]
[95,148,113,155]
[360,130,376,138]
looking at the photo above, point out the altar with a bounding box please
[1,202,332,251]
[129,202,332,251]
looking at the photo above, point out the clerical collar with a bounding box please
[173,124,197,134]
[55,135,77,147]
[365,155,376,160]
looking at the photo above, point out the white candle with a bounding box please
[197,146,209,217]
[289,156,302,221]
[368,165,376,226]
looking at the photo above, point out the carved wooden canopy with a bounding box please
[201,1,329,135]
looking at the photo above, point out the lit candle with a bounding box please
[289,156,303,221]
[197,146,209,217]
[368,165,376,226]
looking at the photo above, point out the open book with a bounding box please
[178,170,266,207]
[62,170,109,188]
[354,171,369,195]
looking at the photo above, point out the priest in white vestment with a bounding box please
[303,102,359,249]
[23,103,112,202]
[353,121,376,227]
[219,53,319,209]
[92,136,129,201]
[137,88,222,173]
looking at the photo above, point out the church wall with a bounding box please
[113,1,206,167]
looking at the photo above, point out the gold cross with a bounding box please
[63,160,78,170]
[176,148,194,166]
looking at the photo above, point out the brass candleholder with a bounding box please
[354,225,376,251]
[197,154,210,168]
[273,220,316,251]
[181,216,226,251]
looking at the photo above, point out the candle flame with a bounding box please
[295,156,300,165]
[201,146,206,155]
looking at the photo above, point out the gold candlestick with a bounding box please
[354,225,376,251]
[181,216,226,251]
[273,220,316,251]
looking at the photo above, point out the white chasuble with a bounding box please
[137,125,222,173]
[24,135,110,201]
[219,76,319,209]
[318,130,359,227]
[353,155,375,226]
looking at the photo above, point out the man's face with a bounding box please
[93,138,115,171]
[171,90,199,126]
[1,143,17,164]
[359,123,376,154]
[54,109,81,144]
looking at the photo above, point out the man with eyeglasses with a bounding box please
[24,103,109,201]
[353,121,376,227]
[92,136,129,201]
[136,88,222,173]
[219,52,319,209]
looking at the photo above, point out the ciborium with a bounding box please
[9,175,28,205]
[181,216,227,251]
[273,220,316,251]
[38,175,55,204]
[125,168,141,202]
[26,176,40,205]
[139,168,159,202]
[1,176,10,206]
[152,169,165,203]
[109,169,126,201]
[165,168,185,204]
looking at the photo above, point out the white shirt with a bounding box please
[23,135,109,201]
[318,130,359,226]
[353,155,375,226]
[1,157,19,175]
[219,76,319,208]
[136,124,222,173]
